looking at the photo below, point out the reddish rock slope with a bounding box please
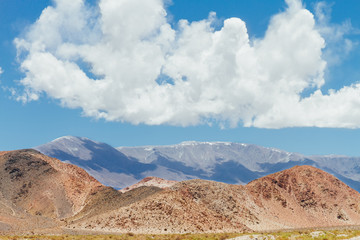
[0,149,104,232]
[70,166,360,233]
[245,165,360,230]
[1,150,359,234]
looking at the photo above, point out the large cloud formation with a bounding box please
[14,0,360,128]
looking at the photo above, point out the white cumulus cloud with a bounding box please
[14,0,360,128]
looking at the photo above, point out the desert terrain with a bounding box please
[0,149,360,237]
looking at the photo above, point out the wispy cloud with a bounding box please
[13,0,360,128]
[314,1,357,66]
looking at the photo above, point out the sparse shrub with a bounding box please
[218,235,228,240]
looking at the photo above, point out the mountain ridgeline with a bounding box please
[35,136,360,192]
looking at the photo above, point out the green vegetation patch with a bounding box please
[0,233,242,240]
[247,229,360,240]
[1,230,360,240]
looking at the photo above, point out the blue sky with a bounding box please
[1,0,360,156]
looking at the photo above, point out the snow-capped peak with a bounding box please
[52,135,79,142]
[179,141,199,146]
[34,136,360,192]
[35,136,94,161]
[52,136,100,144]
[178,141,234,146]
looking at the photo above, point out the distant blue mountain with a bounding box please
[35,136,156,188]
[35,136,360,192]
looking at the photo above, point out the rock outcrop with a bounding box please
[120,176,177,193]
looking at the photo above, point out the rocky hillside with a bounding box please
[1,149,359,234]
[69,166,360,234]
[120,176,177,193]
[0,149,164,233]
[0,149,108,232]
[245,165,360,231]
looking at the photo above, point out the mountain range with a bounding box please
[35,136,360,192]
[0,149,359,234]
